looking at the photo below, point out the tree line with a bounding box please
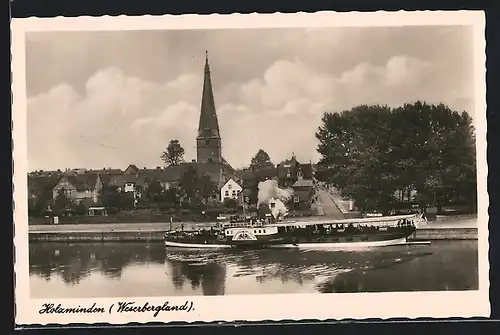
[315,101,477,214]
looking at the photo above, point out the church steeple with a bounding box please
[197,51,220,138]
[196,51,222,163]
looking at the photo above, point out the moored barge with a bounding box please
[164,213,426,250]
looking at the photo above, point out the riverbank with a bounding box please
[28,220,478,242]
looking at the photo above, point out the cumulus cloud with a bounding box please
[25,27,475,171]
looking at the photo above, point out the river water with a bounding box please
[29,239,478,298]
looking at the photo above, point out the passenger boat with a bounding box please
[164,213,426,250]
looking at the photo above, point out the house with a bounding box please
[277,155,314,188]
[291,178,315,210]
[124,164,140,175]
[52,172,103,204]
[241,166,278,190]
[107,173,148,198]
[220,178,243,203]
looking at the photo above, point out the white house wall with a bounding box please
[220,178,243,203]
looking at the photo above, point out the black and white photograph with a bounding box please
[12,11,489,325]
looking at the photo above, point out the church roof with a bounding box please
[197,51,220,139]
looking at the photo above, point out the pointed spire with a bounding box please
[198,51,220,138]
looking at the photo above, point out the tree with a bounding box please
[100,186,134,212]
[162,187,180,207]
[223,197,238,209]
[315,102,477,214]
[145,179,164,202]
[178,166,218,208]
[53,188,72,211]
[250,149,274,170]
[161,139,185,166]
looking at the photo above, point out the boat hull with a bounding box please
[164,240,232,249]
[164,233,415,250]
[267,236,409,250]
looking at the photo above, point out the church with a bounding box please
[115,52,241,201]
[191,51,241,195]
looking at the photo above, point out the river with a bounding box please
[29,239,478,298]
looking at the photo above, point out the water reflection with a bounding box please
[29,241,478,298]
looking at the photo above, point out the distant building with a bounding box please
[52,173,103,203]
[241,166,278,190]
[107,173,147,198]
[291,178,314,210]
[220,178,243,203]
[277,155,314,188]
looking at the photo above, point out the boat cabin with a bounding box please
[223,225,279,239]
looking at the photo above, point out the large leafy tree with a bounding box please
[145,179,164,202]
[161,139,185,166]
[178,166,218,208]
[53,188,73,211]
[316,101,476,214]
[99,185,135,212]
[250,149,274,170]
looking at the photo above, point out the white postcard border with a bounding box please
[12,10,489,325]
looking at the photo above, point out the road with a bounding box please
[316,189,345,219]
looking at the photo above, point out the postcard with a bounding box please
[12,11,489,326]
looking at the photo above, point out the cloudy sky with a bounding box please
[26,26,474,171]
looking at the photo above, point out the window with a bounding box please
[232,190,236,196]
[205,140,210,145]
[294,195,300,203]
[225,190,229,196]
[228,184,232,190]
[263,229,266,233]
